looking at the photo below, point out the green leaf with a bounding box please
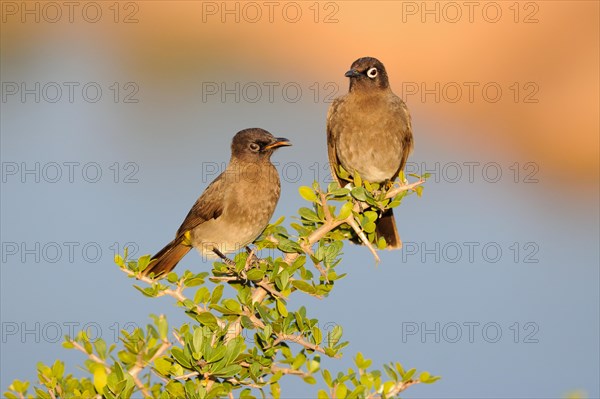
[383,364,398,381]
[196,312,219,329]
[166,272,179,283]
[276,299,288,317]
[210,285,224,305]
[312,327,323,345]
[62,339,74,349]
[114,254,124,267]
[241,316,256,329]
[355,352,372,370]
[330,325,343,345]
[192,327,204,353]
[246,269,265,281]
[299,186,318,202]
[212,364,242,378]
[364,211,378,223]
[292,352,306,369]
[395,362,406,377]
[353,172,362,188]
[93,339,107,360]
[307,358,320,373]
[206,345,227,363]
[303,376,317,385]
[403,368,416,382]
[137,254,152,271]
[157,315,168,339]
[154,357,171,376]
[277,238,302,253]
[291,280,315,294]
[91,363,107,393]
[223,298,242,314]
[278,270,290,290]
[193,287,211,304]
[329,187,350,197]
[337,201,353,220]
[350,187,367,201]
[322,369,333,387]
[335,383,348,399]
[363,222,376,234]
[298,207,321,222]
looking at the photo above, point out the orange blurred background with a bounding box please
[5,0,598,182]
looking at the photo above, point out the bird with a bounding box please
[326,57,414,249]
[142,128,291,277]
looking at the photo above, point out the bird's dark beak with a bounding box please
[265,137,292,150]
[345,69,361,78]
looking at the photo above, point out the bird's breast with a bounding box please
[334,94,408,182]
[191,162,281,258]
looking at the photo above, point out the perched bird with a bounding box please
[142,128,291,277]
[327,57,414,249]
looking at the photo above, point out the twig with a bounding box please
[271,365,311,378]
[173,371,200,380]
[345,215,380,263]
[284,218,345,266]
[367,379,420,398]
[224,318,242,344]
[69,340,111,373]
[273,333,339,358]
[257,279,285,299]
[319,191,333,221]
[384,180,424,199]
[129,339,171,398]
[226,378,263,389]
[123,268,226,330]
[38,375,57,399]
[251,287,268,304]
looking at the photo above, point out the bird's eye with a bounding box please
[367,67,378,78]
[249,143,260,152]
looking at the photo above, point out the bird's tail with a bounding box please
[375,208,402,250]
[142,236,191,277]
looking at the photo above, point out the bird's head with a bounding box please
[345,57,390,92]
[231,128,291,163]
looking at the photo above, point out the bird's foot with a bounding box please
[245,246,261,267]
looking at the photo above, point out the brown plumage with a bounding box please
[327,57,414,249]
[142,128,291,277]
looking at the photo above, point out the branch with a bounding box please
[271,365,311,378]
[69,340,111,374]
[284,218,345,266]
[273,333,339,358]
[123,268,226,330]
[367,379,420,398]
[173,371,200,380]
[129,339,171,397]
[384,179,424,199]
[345,215,380,262]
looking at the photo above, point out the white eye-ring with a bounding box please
[249,143,260,151]
[367,67,378,78]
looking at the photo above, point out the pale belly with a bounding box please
[190,172,279,259]
[337,129,403,183]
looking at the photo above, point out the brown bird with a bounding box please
[327,57,414,249]
[142,128,291,277]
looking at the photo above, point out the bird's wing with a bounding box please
[326,96,346,187]
[390,95,414,176]
[176,172,226,236]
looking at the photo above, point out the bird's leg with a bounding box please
[212,247,236,266]
[245,246,261,267]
